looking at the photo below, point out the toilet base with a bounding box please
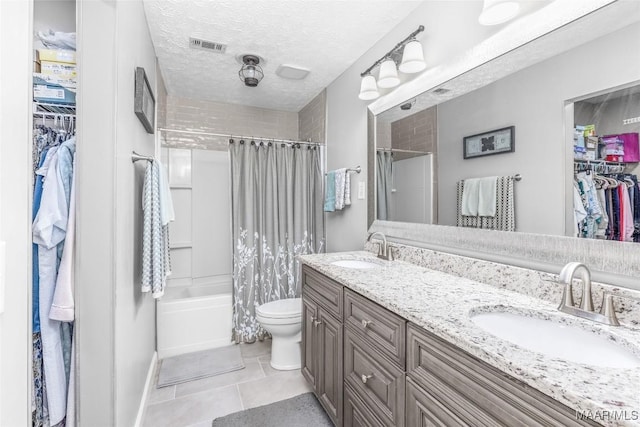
[270,334,301,371]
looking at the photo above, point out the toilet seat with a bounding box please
[257,298,302,319]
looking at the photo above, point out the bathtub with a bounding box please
[157,276,233,358]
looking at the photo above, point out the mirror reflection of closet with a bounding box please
[570,82,640,242]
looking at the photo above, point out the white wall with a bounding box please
[77,0,157,425]
[0,0,32,424]
[437,22,640,235]
[34,0,75,35]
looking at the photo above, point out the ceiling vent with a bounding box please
[276,64,310,80]
[432,87,450,95]
[189,37,227,53]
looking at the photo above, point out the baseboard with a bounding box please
[134,351,158,427]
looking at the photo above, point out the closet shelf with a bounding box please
[34,102,76,115]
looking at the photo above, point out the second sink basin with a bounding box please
[330,259,381,269]
[471,311,640,369]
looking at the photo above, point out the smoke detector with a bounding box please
[276,64,310,80]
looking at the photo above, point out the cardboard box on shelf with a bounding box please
[33,77,76,105]
[36,49,76,64]
[40,61,76,79]
[33,73,76,90]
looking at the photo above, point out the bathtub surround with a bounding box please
[230,141,324,342]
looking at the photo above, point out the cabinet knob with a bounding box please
[313,319,322,327]
[361,319,372,328]
[361,373,373,384]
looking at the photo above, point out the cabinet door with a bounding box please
[345,383,385,427]
[301,295,318,391]
[318,308,343,427]
[406,377,468,427]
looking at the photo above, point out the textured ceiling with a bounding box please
[143,0,424,112]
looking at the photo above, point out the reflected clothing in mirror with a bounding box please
[376,151,393,220]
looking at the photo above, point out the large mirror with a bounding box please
[371,1,640,241]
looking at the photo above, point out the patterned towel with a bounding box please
[457,176,515,231]
[142,161,171,298]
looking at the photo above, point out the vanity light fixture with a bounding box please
[238,54,264,87]
[478,0,520,26]
[358,25,425,101]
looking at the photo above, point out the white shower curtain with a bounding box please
[229,140,325,343]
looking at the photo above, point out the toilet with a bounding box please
[256,298,302,370]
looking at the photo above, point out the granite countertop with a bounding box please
[299,251,640,426]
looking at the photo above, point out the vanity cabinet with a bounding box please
[406,324,599,427]
[301,266,599,427]
[302,266,344,427]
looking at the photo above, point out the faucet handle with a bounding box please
[600,293,620,326]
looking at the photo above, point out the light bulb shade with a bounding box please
[399,40,426,74]
[478,0,520,26]
[358,75,379,101]
[377,59,400,89]
[238,55,264,87]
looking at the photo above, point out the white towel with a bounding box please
[334,168,347,210]
[50,158,76,322]
[461,178,480,216]
[344,172,351,206]
[477,176,498,217]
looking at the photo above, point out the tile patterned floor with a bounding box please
[142,340,312,427]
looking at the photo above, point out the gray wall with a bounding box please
[437,22,640,235]
[299,89,327,144]
[77,0,158,425]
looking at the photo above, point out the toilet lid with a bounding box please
[257,298,302,318]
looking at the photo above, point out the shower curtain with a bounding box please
[229,141,325,343]
[376,151,393,220]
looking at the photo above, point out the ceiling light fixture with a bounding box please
[358,25,425,102]
[478,0,520,26]
[238,54,264,87]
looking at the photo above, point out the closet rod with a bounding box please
[34,112,75,119]
[157,127,321,146]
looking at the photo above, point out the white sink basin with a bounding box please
[471,312,640,369]
[330,259,381,269]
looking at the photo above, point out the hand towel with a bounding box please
[477,176,498,217]
[461,178,480,216]
[324,171,336,212]
[335,168,347,210]
[345,172,351,206]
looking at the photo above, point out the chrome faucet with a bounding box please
[558,262,619,326]
[367,232,393,261]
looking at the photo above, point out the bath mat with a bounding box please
[157,345,244,387]
[211,392,332,427]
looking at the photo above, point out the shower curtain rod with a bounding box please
[157,127,321,146]
[376,148,431,155]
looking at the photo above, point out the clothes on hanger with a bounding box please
[574,170,640,242]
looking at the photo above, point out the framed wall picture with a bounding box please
[463,126,515,159]
[134,67,155,134]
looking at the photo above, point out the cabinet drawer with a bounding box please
[344,383,385,427]
[303,265,343,319]
[345,328,405,427]
[407,324,599,427]
[345,290,406,368]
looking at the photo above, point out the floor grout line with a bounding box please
[236,384,245,410]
